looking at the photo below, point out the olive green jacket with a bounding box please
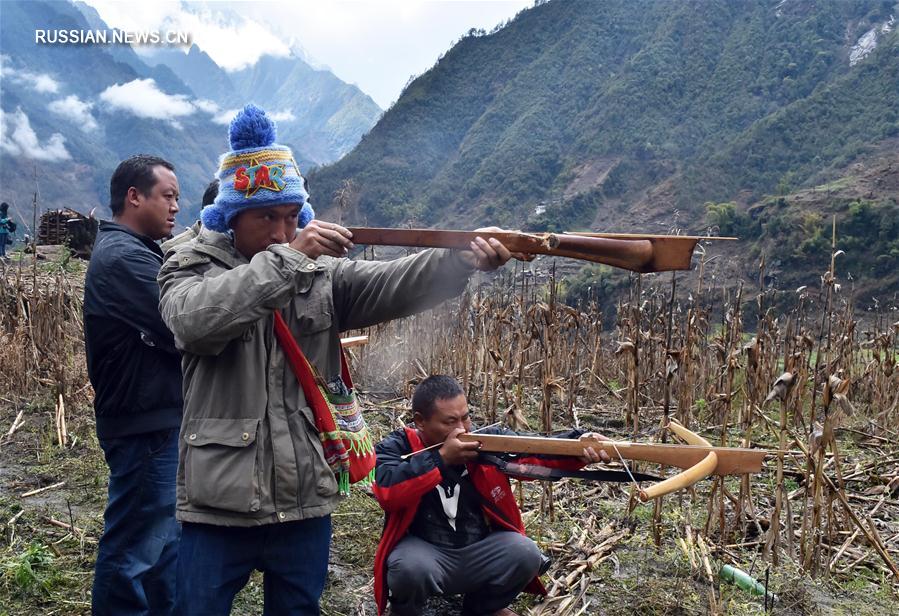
[158,228,473,526]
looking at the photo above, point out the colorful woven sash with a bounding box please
[273,311,376,495]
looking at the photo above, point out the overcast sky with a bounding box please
[85,0,532,109]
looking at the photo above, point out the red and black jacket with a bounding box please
[372,425,586,615]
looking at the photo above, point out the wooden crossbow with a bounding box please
[348,228,735,273]
[459,420,768,501]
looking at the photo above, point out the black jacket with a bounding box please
[375,425,586,548]
[84,221,182,438]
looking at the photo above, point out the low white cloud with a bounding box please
[48,95,99,132]
[212,108,239,125]
[193,98,220,114]
[0,108,71,161]
[196,100,237,126]
[209,108,293,126]
[100,78,195,125]
[0,55,61,94]
[30,73,60,94]
[269,110,296,123]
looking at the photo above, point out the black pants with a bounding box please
[386,531,542,616]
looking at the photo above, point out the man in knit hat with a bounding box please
[158,105,522,615]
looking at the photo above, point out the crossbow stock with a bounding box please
[459,420,767,501]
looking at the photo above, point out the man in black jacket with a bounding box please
[84,155,182,615]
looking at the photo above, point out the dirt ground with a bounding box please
[1,253,897,614]
[1,393,897,615]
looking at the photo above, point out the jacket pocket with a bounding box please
[289,409,339,498]
[291,281,333,335]
[183,418,261,512]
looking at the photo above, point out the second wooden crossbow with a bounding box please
[459,420,767,502]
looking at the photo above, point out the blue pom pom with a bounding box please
[298,202,315,228]
[229,104,276,151]
[201,204,228,232]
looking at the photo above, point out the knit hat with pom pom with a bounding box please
[201,104,314,232]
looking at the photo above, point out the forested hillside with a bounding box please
[310,0,899,295]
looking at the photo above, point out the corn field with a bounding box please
[1,236,897,614]
[348,239,899,612]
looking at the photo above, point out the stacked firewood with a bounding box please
[37,208,97,257]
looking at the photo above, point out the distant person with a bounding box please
[373,375,610,616]
[0,202,16,258]
[84,155,183,615]
[201,178,220,208]
[157,104,523,615]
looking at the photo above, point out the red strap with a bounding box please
[272,311,338,434]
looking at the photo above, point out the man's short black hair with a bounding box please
[109,155,175,216]
[412,375,465,419]
[201,179,219,207]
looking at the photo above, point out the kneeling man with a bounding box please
[373,375,608,616]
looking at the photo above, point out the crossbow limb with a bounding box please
[637,419,717,501]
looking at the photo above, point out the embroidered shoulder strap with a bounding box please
[272,311,375,494]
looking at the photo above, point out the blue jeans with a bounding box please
[92,427,180,615]
[176,516,332,616]
[0,233,7,257]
